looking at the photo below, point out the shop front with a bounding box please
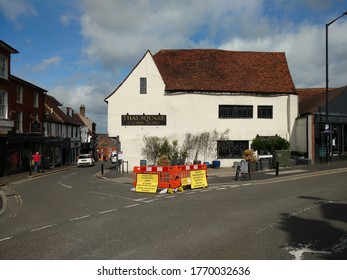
[2,134,44,176]
[315,114,347,163]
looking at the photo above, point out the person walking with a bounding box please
[32,152,41,173]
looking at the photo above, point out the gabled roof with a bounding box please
[0,40,19,54]
[152,49,296,94]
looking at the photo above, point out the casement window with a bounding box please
[16,86,23,104]
[0,91,8,119]
[33,92,39,108]
[258,105,273,119]
[217,140,249,158]
[219,105,253,119]
[16,111,23,132]
[0,55,8,79]
[140,77,147,94]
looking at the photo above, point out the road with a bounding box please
[0,162,346,259]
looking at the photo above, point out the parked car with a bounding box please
[77,154,95,167]
[110,151,117,164]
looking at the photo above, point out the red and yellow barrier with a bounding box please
[133,164,208,194]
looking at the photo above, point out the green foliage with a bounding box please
[141,129,230,165]
[251,135,290,154]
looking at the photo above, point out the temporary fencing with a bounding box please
[133,164,208,194]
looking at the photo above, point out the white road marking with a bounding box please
[0,236,13,242]
[69,215,90,221]
[30,224,57,232]
[58,181,72,188]
[124,204,140,208]
[99,208,118,214]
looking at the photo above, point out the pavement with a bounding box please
[1,160,347,216]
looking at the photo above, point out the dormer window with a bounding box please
[0,55,9,80]
[140,77,147,94]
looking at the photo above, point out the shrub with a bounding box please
[157,155,170,166]
[243,149,257,162]
[251,135,290,154]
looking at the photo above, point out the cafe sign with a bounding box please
[121,114,167,126]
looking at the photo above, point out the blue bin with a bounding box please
[212,160,220,169]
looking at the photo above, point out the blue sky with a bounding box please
[1,0,347,133]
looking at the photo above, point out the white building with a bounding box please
[105,49,298,168]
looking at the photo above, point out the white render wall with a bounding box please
[106,52,298,169]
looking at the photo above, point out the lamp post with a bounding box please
[325,11,347,164]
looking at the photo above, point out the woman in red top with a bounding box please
[32,152,41,173]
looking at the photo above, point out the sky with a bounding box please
[1,0,347,133]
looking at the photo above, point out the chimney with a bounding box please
[80,104,86,117]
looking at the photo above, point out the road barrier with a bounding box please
[133,164,208,194]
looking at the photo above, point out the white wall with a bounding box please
[107,52,298,169]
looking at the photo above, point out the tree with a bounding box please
[141,135,162,165]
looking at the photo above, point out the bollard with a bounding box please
[276,161,279,176]
[235,166,240,181]
[101,163,104,175]
[248,162,251,180]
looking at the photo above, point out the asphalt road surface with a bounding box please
[0,162,346,260]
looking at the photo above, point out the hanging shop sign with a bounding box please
[121,114,166,126]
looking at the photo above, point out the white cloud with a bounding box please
[49,85,108,133]
[77,0,347,90]
[0,0,37,27]
[60,14,73,26]
[79,0,263,68]
[31,56,62,72]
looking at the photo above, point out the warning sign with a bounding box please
[136,174,159,193]
[181,177,192,187]
[190,170,208,189]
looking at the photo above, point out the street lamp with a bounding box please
[325,11,347,164]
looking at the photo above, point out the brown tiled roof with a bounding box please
[153,49,296,94]
[297,87,341,115]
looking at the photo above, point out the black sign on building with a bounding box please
[121,114,167,126]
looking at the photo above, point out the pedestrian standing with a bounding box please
[32,152,41,173]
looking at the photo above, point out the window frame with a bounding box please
[140,77,147,94]
[16,86,23,104]
[217,140,249,159]
[219,105,253,119]
[0,55,9,80]
[0,90,8,119]
[257,105,273,119]
[33,92,39,108]
[16,111,23,132]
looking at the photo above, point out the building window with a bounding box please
[16,86,23,104]
[0,56,8,79]
[217,140,249,158]
[0,91,8,118]
[219,105,253,118]
[16,111,23,132]
[140,77,147,94]
[33,92,39,108]
[258,105,273,119]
